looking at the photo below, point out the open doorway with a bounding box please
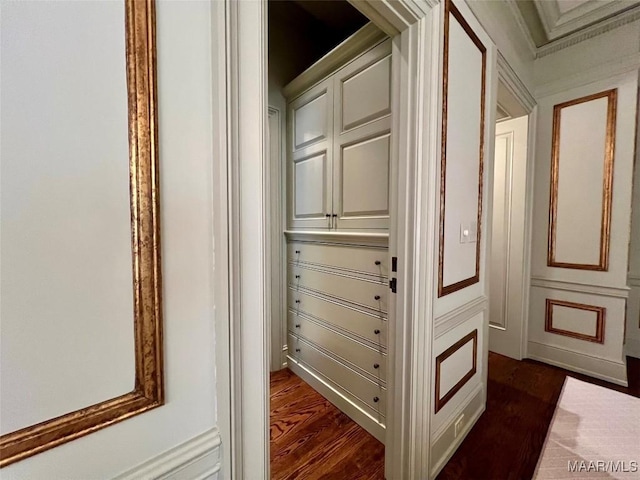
[488,72,535,360]
[267,1,391,478]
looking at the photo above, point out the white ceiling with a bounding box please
[516,0,640,46]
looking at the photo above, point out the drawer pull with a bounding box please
[373,363,379,369]
[295,250,301,254]
[295,324,300,328]
[295,348,301,352]
[374,295,381,300]
[295,299,301,304]
[374,329,381,335]
[375,260,381,265]
[373,396,379,403]
[295,274,300,279]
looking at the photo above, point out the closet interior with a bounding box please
[268,0,393,465]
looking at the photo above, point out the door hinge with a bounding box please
[391,256,397,272]
[389,277,397,293]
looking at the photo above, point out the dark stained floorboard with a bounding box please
[270,356,639,480]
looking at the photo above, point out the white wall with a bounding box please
[0,0,218,477]
[1,0,135,434]
[528,32,639,384]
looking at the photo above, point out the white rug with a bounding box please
[534,377,640,479]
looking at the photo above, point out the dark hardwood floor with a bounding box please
[437,353,640,480]
[270,355,639,480]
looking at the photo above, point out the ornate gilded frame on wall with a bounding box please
[0,0,163,467]
[434,329,478,413]
[438,0,487,297]
[545,299,605,344]
[547,89,617,271]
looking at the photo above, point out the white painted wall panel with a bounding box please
[551,305,599,338]
[0,0,133,435]
[439,341,474,396]
[1,1,218,477]
[442,16,483,288]
[554,97,608,265]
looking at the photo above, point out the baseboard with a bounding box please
[625,336,640,359]
[113,428,221,480]
[429,384,485,479]
[527,341,628,386]
[288,356,386,443]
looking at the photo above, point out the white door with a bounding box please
[489,115,529,360]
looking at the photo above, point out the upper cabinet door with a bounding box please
[332,40,392,231]
[288,78,334,230]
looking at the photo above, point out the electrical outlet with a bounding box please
[454,413,465,437]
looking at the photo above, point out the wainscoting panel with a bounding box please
[545,299,605,344]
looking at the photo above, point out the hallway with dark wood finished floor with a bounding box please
[270,355,639,480]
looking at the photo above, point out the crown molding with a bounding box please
[504,0,537,58]
[497,51,536,112]
[537,5,640,57]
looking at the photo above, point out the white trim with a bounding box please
[284,230,389,246]
[282,23,387,99]
[531,276,631,299]
[348,0,433,37]
[497,51,536,112]
[113,429,221,480]
[628,275,640,287]
[625,336,640,359]
[503,0,537,58]
[527,341,628,386]
[434,296,488,338]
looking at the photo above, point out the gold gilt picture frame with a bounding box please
[0,0,163,467]
[438,0,487,297]
[547,89,617,271]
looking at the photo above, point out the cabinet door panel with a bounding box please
[287,79,333,229]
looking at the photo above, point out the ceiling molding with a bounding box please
[534,0,639,41]
[537,5,640,57]
[504,0,538,57]
[497,51,536,112]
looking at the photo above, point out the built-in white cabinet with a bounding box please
[287,37,391,231]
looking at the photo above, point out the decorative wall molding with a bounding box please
[531,276,630,298]
[628,275,640,287]
[282,23,387,99]
[497,51,536,112]
[434,296,487,338]
[113,428,221,480]
[503,0,537,58]
[434,329,478,413]
[527,340,628,386]
[545,299,606,344]
[0,0,164,467]
[537,7,640,58]
[547,89,617,271]
[438,0,487,297]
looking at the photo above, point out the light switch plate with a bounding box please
[459,224,470,244]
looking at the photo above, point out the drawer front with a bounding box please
[288,288,387,347]
[288,311,386,382]
[288,264,387,313]
[288,242,388,278]
[288,334,386,417]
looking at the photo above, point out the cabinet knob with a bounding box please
[373,396,379,403]
[295,250,301,254]
[375,260,381,266]
[374,295,381,300]
[295,299,301,304]
[295,274,300,279]
[295,324,300,328]
[325,213,331,217]
[295,348,301,352]
[373,363,379,369]
[374,329,380,335]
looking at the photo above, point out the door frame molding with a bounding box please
[213,1,443,479]
[495,52,537,360]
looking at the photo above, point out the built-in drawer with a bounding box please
[288,264,387,313]
[288,333,386,417]
[288,242,388,278]
[288,310,386,382]
[288,288,387,346]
